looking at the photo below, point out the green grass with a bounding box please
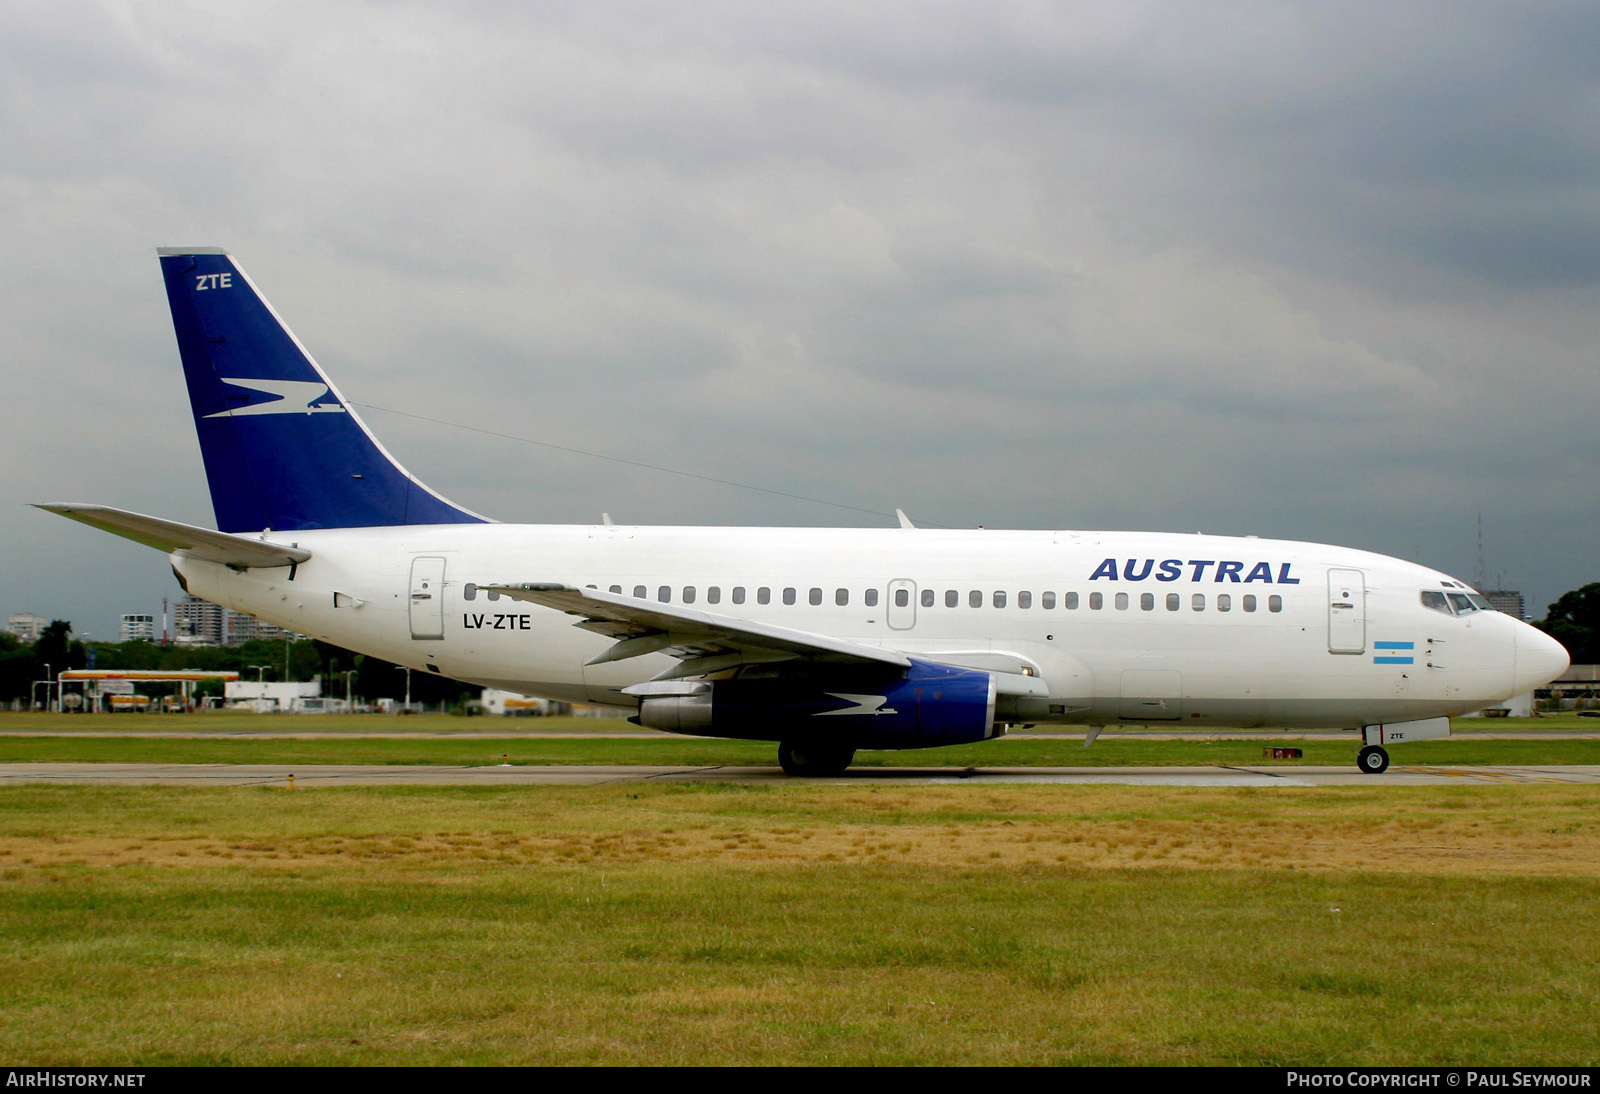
[0,733,1594,767]
[2,703,1595,766]
[0,782,1596,1065]
[6,710,1600,735]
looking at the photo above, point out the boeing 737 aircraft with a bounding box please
[39,248,1569,775]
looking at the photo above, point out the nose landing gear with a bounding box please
[1357,744,1390,774]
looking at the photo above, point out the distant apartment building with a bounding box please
[172,596,226,646]
[119,613,156,642]
[5,612,48,642]
[225,611,290,645]
[1484,590,1527,620]
[172,595,294,646]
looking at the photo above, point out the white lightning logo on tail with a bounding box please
[205,379,345,418]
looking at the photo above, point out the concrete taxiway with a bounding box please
[2,763,1597,787]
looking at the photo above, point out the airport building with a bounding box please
[223,679,330,713]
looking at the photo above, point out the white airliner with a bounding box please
[39,248,1569,775]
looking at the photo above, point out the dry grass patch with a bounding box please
[0,783,1596,877]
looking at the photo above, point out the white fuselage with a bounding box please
[173,524,1560,731]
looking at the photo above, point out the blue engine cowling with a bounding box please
[636,658,998,749]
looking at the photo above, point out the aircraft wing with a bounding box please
[34,504,311,569]
[483,583,912,681]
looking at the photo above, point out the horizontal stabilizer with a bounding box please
[34,504,311,569]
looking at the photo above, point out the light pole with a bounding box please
[343,669,357,712]
[394,666,412,712]
[42,663,51,713]
[248,664,269,707]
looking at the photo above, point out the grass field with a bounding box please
[7,710,1599,734]
[1,711,1597,769]
[1,782,1597,1065]
[3,711,1595,1064]
[1,733,1599,768]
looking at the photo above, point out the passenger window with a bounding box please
[836,588,849,606]
[1420,590,1450,614]
[1268,595,1283,613]
[633,585,647,599]
[865,588,878,607]
[969,590,982,608]
[994,591,1007,608]
[920,589,934,608]
[1018,591,1032,609]
[946,590,959,608]
[1243,594,1256,613]
[1115,592,1129,610]
[809,588,823,606]
[783,588,796,606]
[1089,592,1103,610]
[758,587,771,605]
[1139,592,1153,611]
[1192,593,1205,611]
[1066,592,1080,610]
[682,586,696,604]
[732,587,746,605]
[895,588,909,607]
[658,586,672,603]
[707,586,720,604]
[464,583,477,602]
[1166,593,1180,611]
[1217,593,1231,612]
[1041,592,1056,609]
[486,587,500,602]
[609,585,622,595]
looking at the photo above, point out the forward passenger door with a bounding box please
[1327,567,1366,654]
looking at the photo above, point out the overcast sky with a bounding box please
[4,1,1598,640]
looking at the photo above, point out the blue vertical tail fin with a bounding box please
[158,247,488,533]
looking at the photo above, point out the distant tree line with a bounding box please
[0,621,479,707]
[1536,583,1600,666]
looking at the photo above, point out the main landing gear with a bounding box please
[1357,745,1390,775]
[777,741,856,777]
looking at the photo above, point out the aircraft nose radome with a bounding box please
[1514,625,1570,695]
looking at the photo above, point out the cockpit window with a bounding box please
[1447,592,1477,614]
[1421,590,1451,614]
[1467,594,1494,611]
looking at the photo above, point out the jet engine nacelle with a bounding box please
[635,658,999,749]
